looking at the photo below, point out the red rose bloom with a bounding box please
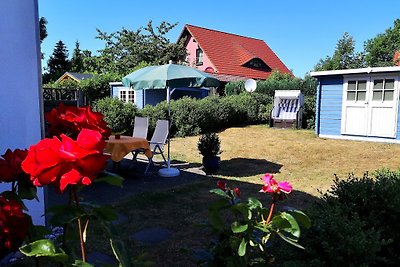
[217,180,226,191]
[45,104,111,139]
[0,149,28,182]
[0,196,29,257]
[22,129,109,193]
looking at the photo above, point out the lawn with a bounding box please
[172,125,400,196]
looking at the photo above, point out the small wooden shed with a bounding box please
[109,82,210,108]
[311,66,400,143]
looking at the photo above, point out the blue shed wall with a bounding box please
[316,76,343,136]
[135,90,144,109]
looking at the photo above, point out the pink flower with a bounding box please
[259,173,292,194]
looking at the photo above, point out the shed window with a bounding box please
[196,48,203,65]
[119,89,134,103]
[373,79,394,101]
[347,80,367,101]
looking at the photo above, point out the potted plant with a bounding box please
[198,132,221,174]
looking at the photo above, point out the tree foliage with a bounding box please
[39,17,48,43]
[44,40,71,83]
[70,41,84,72]
[364,19,400,67]
[314,32,365,71]
[93,20,187,75]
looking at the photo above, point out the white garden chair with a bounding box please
[132,119,169,174]
[132,116,149,139]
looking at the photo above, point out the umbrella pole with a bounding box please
[158,86,180,177]
[167,86,171,169]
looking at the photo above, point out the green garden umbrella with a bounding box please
[122,63,220,177]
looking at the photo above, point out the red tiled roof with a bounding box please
[179,24,292,80]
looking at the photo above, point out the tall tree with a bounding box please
[70,41,84,72]
[95,20,187,75]
[39,17,48,59]
[314,32,365,71]
[364,19,400,67]
[44,40,70,83]
[39,17,48,43]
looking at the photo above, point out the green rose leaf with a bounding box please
[276,232,305,249]
[247,197,263,210]
[272,212,301,238]
[289,210,311,229]
[95,171,124,187]
[19,239,68,261]
[238,238,247,257]
[231,222,248,233]
[209,188,229,199]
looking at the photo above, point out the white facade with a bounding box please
[0,0,45,225]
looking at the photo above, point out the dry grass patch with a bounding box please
[172,125,400,196]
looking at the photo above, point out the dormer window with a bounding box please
[243,58,270,71]
[196,48,203,65]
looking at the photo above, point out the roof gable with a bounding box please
[179,24,292,80]
[56,72,94,83]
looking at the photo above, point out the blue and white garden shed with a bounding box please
[311,66,400,143]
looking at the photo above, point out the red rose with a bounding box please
[45,104,111,139]
[233,187,241,198]
[0,149,28,182]
[217,180,226,191]
[22,129,109,193]
[0,196,29,257]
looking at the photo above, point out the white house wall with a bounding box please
[0,0,45,225]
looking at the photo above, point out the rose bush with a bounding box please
[0,149,28,182]
[0,196,30,258]
[45,103,111,139]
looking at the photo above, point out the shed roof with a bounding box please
[178,24,292,80]
[56,72,94,83]
[310,66,400,77]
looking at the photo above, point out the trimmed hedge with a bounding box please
[93,93,272,139]
[93,97,138,135]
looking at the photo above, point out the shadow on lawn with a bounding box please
[218,157,282,177]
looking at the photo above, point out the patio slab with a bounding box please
[130,227,172,245]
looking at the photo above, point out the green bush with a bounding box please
[80,72,122,103]
[303,95,316,129]
[93,97,137,135]
[288,170,400,266]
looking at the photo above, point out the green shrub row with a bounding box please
[93,93,272,138]
[279,169,400,266]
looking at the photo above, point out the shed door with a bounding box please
[368,78,397,137]
[342,77,398,138]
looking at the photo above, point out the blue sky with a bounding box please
[39,0,400,78]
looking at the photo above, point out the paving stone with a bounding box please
[87,251,116,267]
[130,227,172,245]
[112,212,129,226]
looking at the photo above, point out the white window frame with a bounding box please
[118,88,134,103]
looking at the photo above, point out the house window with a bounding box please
[196,48,203,65]
[119,89,134,103]
[372,78,394,101]
[346,80,367,101]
